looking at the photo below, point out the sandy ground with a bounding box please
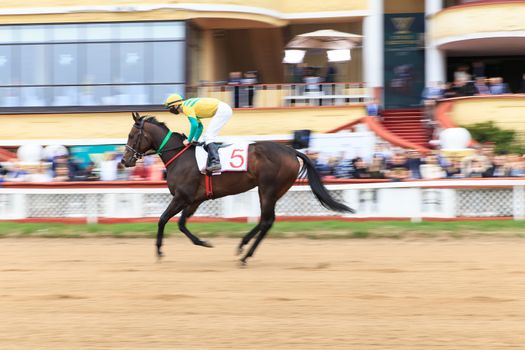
[1,237,525,350]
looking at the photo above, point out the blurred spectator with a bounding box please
[489,77,509,95]
[228,71,242,108]
[366,98,382,117]
[83,161,99,181]
[67,157,87,181]
[333,153,355,179]
[52,155,70,180]
[4,162,29,182]
[474,76,490,95]
[443,82,459,99]
[352,157,372,179]
[116,162,130,181]
[241,71,258,108]
[506,154,525,177]
[520,73,525,93]
[0,163,8,182]
[27,162,52,182]
[467,158,488,178]
[325,64,337,83]
[292,63,306,84]
[444,157,463,178]
[420,154,446,179]
[406,150,423,179]
[385,154,410,181]
[148,156,166,181]
[325,156,340,179]
[100,152,119,181]
[422,99,438,140]
[462,147,491,177]
[53,163,69,182]
[483,155,509,177]
[228,71,242,84]
[368,156,386,179]
[459,80,478,96]
[308,151,332,177]
[129,161,150,181]
[421,81,444,101]
[454,65,471,84]
[304,67,322,93]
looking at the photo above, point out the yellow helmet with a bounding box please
[164,93,184,108]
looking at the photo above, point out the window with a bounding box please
[0,21,186,108]
[152,41,185,83]
[0,46,13,85]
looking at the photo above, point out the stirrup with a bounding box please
[206,161,222,173]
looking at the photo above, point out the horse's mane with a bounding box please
[142,115,170,131]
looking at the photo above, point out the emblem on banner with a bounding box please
[392,17,414,34]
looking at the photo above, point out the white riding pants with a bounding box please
[203,102,233,144]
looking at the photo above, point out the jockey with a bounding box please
[164,94,233,173]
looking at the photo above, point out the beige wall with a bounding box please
[0,0,367,25]
[384,0,424,14]
[0,107,366,141]
[0,0,367,13]
[430,2,525,42]
[450,96,525,132]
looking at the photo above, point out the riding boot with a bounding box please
[205,143,222,173]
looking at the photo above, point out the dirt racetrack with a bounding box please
[1,237,525,350]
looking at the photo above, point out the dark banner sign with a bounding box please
[384,13,425,109]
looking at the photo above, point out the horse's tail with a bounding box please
[295,151,355,213]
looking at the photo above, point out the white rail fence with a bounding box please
[1,179,525,221]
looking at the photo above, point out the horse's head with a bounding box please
[121,112,157,167]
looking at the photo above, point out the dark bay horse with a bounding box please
[122,112,354,264]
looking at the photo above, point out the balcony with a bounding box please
[192,82,369,109]
[430,0,525,55]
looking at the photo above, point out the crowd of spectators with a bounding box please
[0,151,166,183]
[423,63,525,103]
[307,143,525,181]
[227,71,259,108]
[2,142,525,183]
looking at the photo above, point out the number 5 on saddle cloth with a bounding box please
[194,142,251,175]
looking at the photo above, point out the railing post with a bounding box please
[513,185,525,220]
[86,193,98,224]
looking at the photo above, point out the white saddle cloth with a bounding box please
[195,143,251,175]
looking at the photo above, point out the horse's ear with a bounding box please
[132,112,140,122]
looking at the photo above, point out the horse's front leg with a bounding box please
[178,201,213,248]
[156,197,186,258]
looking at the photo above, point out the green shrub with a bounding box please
[462,121,525,154]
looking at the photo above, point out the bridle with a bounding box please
[125,117,157,162]
[125,116,186,165]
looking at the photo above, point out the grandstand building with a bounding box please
[0,0,524,145]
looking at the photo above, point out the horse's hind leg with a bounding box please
[178,202,213,248]
[240,196,276,265]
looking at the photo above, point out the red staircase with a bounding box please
[380,108,429,148]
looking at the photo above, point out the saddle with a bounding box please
[194,142,251,175]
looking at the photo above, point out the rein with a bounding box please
[164,143,192,168]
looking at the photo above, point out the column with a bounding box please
[363,0,384,101]
[425,0,446,86]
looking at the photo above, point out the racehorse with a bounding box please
[122,112,354,264]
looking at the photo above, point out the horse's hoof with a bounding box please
[236,247,244,256]
[156,249,164,260]
[201,240,214,248]
[239,259,248,268]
